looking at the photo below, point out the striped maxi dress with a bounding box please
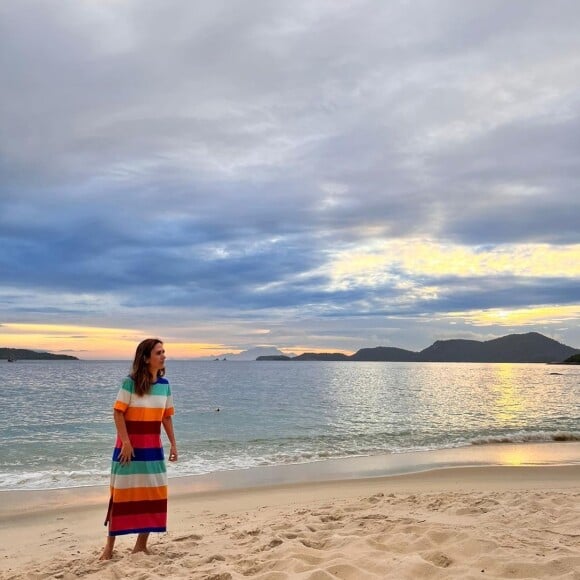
[105,376,175,536]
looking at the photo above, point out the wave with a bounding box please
[470,431,580,445]
[0,468,109,490]
[3,430,579,490]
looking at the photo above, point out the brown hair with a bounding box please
[130,338,165,397]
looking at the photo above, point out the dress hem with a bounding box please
[108,527,167,537]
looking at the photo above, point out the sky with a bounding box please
[1,0,580,359]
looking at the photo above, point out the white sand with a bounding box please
[1,463,579,579]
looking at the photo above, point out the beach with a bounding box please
[2,444,579,579]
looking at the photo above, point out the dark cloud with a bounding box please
[428,115,580,244]
[1,0,579,351]
[417,276,580,313]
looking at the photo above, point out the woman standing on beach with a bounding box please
[100,338,178,560]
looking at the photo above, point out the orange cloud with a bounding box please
[0,323,228,359]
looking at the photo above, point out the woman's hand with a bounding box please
[169,445,178,462]
[119,441,135,465]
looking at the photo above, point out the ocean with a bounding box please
[1,360,579,490]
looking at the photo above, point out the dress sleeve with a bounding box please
[163,383,175,418]
[113,377,133,413]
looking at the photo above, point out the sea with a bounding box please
[1,360,579,490]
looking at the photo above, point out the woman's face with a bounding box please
[147,342,166,373]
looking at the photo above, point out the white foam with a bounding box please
[471,431,580,445]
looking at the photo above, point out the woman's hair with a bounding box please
[131,338,165,396]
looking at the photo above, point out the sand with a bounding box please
[1,460,579,580]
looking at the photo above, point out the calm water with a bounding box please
[1,360,579,490]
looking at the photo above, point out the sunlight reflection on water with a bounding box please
[1,360,578,489]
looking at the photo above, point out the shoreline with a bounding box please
[1,441,579,519]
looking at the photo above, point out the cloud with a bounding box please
[446,305,580,327]
[1,0,580,355]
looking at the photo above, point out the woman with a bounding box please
[100,338,178,560]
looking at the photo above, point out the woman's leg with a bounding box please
[99,535,116,560]
[132,532,150,554]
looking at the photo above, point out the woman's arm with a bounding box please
[114,409,134,465]
[162,416,178,461]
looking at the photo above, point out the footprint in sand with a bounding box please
[204,554,226,563]
[319,512,343,523]
[232,528,262,539]
[258,537,284,551]
[300,538,329,550]
[173,533,203,542]
[422,550,453,568]
[359,513,389,521]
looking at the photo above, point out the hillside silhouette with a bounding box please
[0,348,78,361]
[257,332,579,363]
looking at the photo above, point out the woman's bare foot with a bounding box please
[132,532,150,555]
[99,537,115,560]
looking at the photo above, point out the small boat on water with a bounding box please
[7,355,16,362]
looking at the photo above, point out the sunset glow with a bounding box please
[447,305,580,327]
[329,241,580,288]
[0,324,232,359]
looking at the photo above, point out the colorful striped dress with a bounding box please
[105,376,175,536]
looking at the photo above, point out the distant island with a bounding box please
[0,348,79,361]
[257,332,580,364]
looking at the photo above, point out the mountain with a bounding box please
[418,332,578,363]
[205,346,288,361]
[257,333,579,363]
[238,346,288,360]
[0,348,79,361]
[350,346,419,362]
[292,352,350,361]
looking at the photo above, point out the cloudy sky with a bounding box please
[1,0,579,359]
